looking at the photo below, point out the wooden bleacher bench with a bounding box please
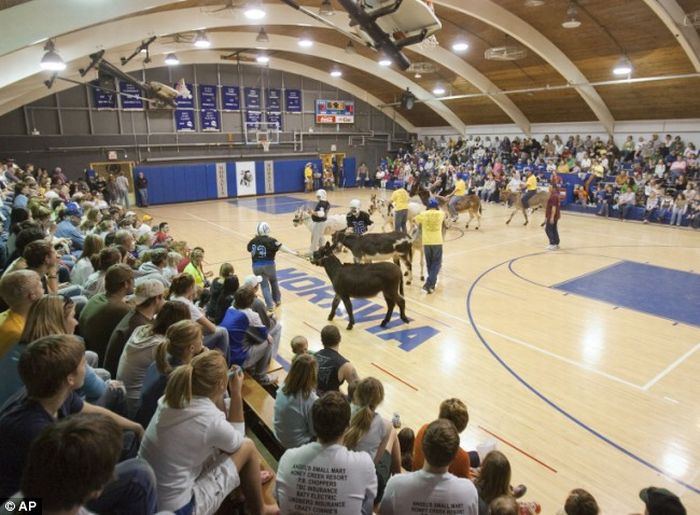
[241,373,286,461]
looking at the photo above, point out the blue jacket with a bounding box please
[55,220,84,250]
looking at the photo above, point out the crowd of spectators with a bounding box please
[0,156,689,515]
[362,132,699,227]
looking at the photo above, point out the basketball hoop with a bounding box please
[256,129,270,152]
[261,140,271,152]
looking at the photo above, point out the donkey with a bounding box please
[331,230,414,284]
[310,242,409,330]
[500,190,549,226]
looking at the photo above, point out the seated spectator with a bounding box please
[103,279,165,376]
[70,234,104,286]
[638,486,686,515]
[83,246,122,298]
[398,427,415,471]
[138,351,278,515]
[345,377,402,502]
[154,221,172,245]
[489,495,519,515]
[79,264,134,362]
[134,319,204,428]
[183,248,211,288]
[169,273,229,357]
[117,301,190,418]
[136,248,171,288]
[413,398,474,479]
[276,391,377,514]
[379,419,479,515]
[273,353,318,449]
[670,193,688,226]
[475,451,538,514]
[0,270,43,357]
[12,182,28,209]
[0,335,143,501]
[315,324,359,395]
[563,488,599,515]
[617,189,637,221]
[206,262,237,321]
[290,335,311,359]
[207,275,240,324]
[240,274,282,359]
[54,202,85,250]
[4,412,157,515]
[164,250,183,282]
[219,286,276,385]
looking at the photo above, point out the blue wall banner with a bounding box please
[266,111,282,130]
[222,86,240,111]
[91,81,116,109]
[175,109,195,131]
[244,87,261,109]
[266,88,281,111]
[245,110,263,130]
[119,81,144,110]
[199,84,220,132]
[285,89,302,112]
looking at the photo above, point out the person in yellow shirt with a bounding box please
[304,162,313,192]
[448,173,467,221]
[390,187,410,233]
[0,270,44,357]
[183,248,212,288]
[521,168,538,209]
[413,198,445,294]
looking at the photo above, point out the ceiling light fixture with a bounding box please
[298,37,314,48]
[164,53,180,65]
[414,72,422,79]
[612,54,633,76]
[244,1,266,20]
[524,0,546,6]
[39,40,66,71]
[319,0,334,16]
[452,41,469,52]
[256,54,270,64]
[193,31,211,48]
[562,2,581,29]
[378,55,392,66]
[256,27,269,43]
[432,85,446,95]
[330,68,342,77]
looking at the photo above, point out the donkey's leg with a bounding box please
[381,293,396,328]
[341,296,355,330]
[328,295,341,321]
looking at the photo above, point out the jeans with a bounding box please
[86,458,158,515]
[118,190,130,208]
[423,245,443,290]
[138,188,148,207]
[448,196,462,218]
[670,208,685,226]
[620,204,634,220]
[253,262,281,309]
[545,221,560,245]
[310,221,326,254]
[522,190,536,209]
[394,209,408,233]
[243,340,274,381]
[204,326,230,362]
[598,203,611,217]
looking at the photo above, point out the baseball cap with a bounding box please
[131,279,165,306]
[64,202,83,217]
[639,487,686,515]
[242,274,263,289]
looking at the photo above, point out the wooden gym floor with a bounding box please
[139,189,700,514]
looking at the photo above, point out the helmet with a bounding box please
[316,189,327,201]
[349,199,361,210]
[428,198,439,209]
[256,221,271,236]
[64,202,83,217]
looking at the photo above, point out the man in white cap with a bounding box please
[241,274,282,361]
[246,221,298,312]
[103,278,165,376]
[310,189,330,253]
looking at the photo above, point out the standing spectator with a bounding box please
[414,198,445,294]
[138,351,278,515]
[310,189,330,253]
[79,264,134,362]
[135,171,148,207]
[115,171,130,207]
[357,161,369,188]
[380,419,479,515]
[545,184,561,250]
[347,199,373,235]
[273,353,318,449]
[315,324,359,395]
[247,221,298,312]
[0,271,43,357]
[276,391,377,514]
[390,186,410,233]
[304,162,313,192]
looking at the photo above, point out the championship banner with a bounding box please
[245,110,263,130]
[119,81,143,110]
[266,88,281,111]
[199,84,220,132]
[235,161,257,196]
[215,162,228,198]
[266,111,282,131]
[285,89,302,113]
[315,99,354,123]
[222,86,240,111]
[175,82,195,132]
[92,81,116,109]
[264,160,274,194]
[244,87,261,110]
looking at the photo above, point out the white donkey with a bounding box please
[292,206,347,254]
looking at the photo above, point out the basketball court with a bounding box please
[140,189,700,514]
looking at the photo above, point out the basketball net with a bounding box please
[261,140,271,152]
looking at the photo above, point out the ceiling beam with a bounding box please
[642,0,700,72]
[433,0,616,134]
[0,50,418,133]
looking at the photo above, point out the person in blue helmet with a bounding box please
[55,202,85,250]
[448,172,467,222]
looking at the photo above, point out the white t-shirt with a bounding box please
[276,442,377,515]
[379,469,479,515]
[138,396,245,512]
[70,257,95,286]
[170,295,204,321]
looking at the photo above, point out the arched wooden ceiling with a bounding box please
[1,0,700,132]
